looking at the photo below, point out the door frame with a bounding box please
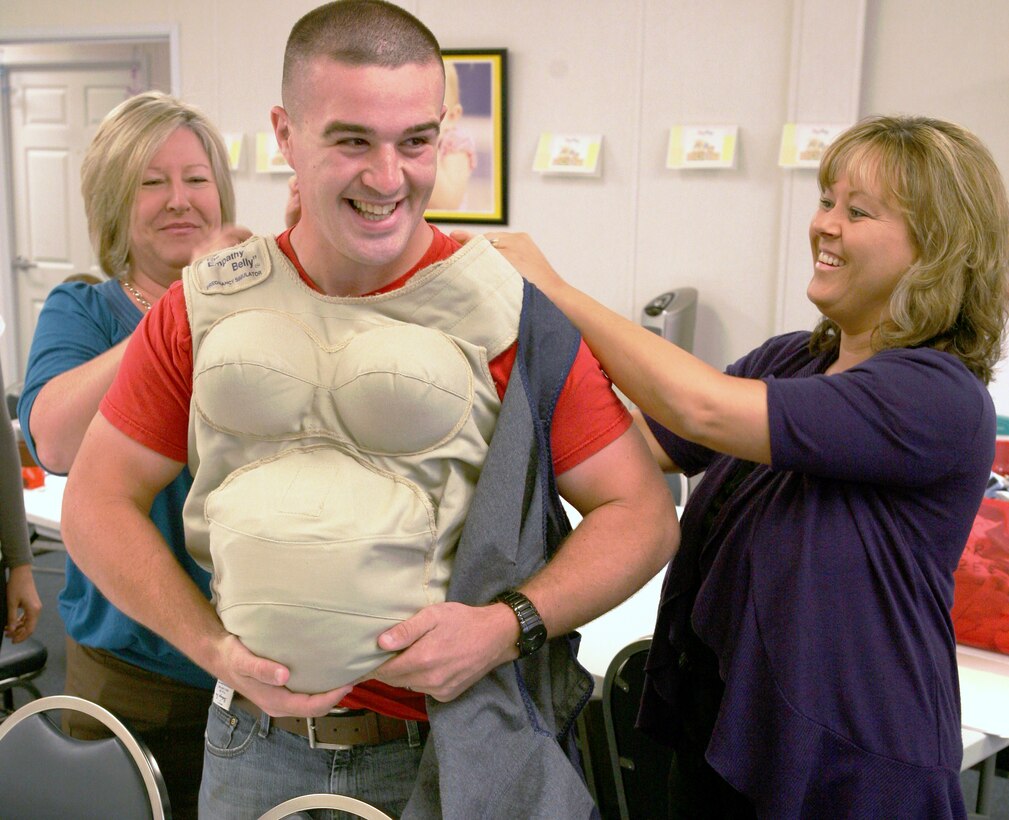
[0,24,179,386]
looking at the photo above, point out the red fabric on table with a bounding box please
[951,497,1009,654]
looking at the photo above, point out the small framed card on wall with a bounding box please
[533,133,603,177]
[779,123,848,168]
[666,125,738,170]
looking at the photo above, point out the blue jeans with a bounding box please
[199,702,425,819]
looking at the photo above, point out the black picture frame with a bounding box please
[426,49,508,225]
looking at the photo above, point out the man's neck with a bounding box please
[288,221,434,297]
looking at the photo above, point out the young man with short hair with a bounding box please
[62,2,678,816]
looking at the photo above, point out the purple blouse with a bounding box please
[640,332,993,818]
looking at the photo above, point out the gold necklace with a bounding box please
[121,277,152,312]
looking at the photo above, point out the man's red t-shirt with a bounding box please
[101,226,630,719]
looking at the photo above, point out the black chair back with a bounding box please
[602,638,674,820]
[0,694,171,819]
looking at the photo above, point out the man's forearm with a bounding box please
[370,428,679,703]
[60,411,226,676]
[62,490,228,674]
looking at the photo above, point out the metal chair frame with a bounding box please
[258,792,394,820]
[601,637,674,820]
[0,635,47,713]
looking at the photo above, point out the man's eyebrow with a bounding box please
[320,120,442,140]
[321,121,372,139]
[405,120,442,136]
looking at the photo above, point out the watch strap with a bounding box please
[495,589,547,657]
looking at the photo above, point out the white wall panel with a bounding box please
[3,0,1007,380]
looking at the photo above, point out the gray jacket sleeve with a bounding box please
[1,357,33,569]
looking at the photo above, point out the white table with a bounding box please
[22,473,65,544]
[957,645,1009,813]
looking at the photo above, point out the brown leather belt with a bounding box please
[232,694,428,750]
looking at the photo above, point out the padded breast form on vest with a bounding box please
[195,310,484,692]
[196,311,473,454]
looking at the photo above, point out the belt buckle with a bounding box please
[306,706,352,751]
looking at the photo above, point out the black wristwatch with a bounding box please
[495,589,547,657]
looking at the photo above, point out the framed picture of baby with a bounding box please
[425,49,509,225]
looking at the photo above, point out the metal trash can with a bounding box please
[641,287,698,352]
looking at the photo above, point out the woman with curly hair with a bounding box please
[475,115,1009,818]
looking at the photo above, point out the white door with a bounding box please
[6,64,137,377]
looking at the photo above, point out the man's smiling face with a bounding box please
[273,57,445,286]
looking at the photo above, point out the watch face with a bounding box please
[520,622,548,656]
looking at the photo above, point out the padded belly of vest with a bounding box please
[194,311,474,454]
[207,446,440,692]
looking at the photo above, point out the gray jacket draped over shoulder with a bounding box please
[404,282,598,819]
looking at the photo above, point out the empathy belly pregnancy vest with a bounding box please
[182,235,523,692]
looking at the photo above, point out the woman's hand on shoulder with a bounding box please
[191,224,254,264]
[450,230,567,297]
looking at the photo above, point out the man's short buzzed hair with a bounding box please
[283,0,443,111]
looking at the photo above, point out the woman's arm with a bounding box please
[1,358,34,568]
[28,339,128,473]
[470,232,772,463]
[1,357,41,640]
[25,228,251,475]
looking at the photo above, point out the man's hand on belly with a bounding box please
[217,633,354,717]
[371,601,519,702]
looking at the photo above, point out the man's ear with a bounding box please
[271,106,295,167]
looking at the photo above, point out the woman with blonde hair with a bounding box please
[474,115,1009,817]
[18,90,247,818]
